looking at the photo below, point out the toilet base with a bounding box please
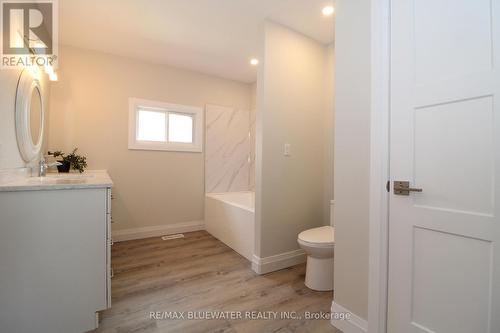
[305,256,334,291]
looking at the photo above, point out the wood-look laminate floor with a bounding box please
[93,231,341,333]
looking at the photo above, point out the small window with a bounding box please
[168,113,193,143]
[137,109,166,142]
[128,98,203,152]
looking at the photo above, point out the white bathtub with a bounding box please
[205,192,255,261]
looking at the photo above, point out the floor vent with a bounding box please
[161,234,185,241]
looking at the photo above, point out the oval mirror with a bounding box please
[15,69,45,162]
[29,87,42,146]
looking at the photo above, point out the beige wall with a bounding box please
[255,21,330,258]
[48,46,252,231]
[324,43,335,226]
[333,0,371,320]
[0,68,51,171]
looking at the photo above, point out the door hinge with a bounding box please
[386,180,390,192]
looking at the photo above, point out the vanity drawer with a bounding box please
[106,187,112,308]
[106,188,112,215]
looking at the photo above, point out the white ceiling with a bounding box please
[59,0,335,83]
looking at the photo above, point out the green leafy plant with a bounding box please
[50,148,88,173]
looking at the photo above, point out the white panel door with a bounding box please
[388,0,500,332]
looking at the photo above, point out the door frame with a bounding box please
[368,0,391,332]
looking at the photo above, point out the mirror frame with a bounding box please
[15,69,45,163]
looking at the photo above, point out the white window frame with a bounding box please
[128,98,204,152]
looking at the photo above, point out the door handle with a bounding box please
[393,181,423,196]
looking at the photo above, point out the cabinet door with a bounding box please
[0,188,108,333]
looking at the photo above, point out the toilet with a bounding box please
[297,226,335,291]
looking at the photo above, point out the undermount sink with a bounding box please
[45,173,95,179]
[28,173,96,185]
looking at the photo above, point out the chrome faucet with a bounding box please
[38,156,62,177]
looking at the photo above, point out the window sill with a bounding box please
[128,141,202,153]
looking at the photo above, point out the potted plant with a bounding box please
[49,148,88,173]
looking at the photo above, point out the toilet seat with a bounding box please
[298,226,334,247]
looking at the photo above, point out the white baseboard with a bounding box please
[251,249,306,274]
[112,220,205,242]
[330,301,368,333]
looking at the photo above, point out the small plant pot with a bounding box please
[57,161,71,173]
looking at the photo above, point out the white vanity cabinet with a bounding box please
[0,171,113,333]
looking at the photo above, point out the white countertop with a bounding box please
[0,170,113,192]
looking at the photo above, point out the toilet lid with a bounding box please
[298,226,335,245]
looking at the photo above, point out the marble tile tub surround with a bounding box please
[249,82,257,191]
[205,104,254,193]
[249,106,256,190]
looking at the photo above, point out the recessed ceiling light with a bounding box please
[250,58,259,66]
[322,6,335,16]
